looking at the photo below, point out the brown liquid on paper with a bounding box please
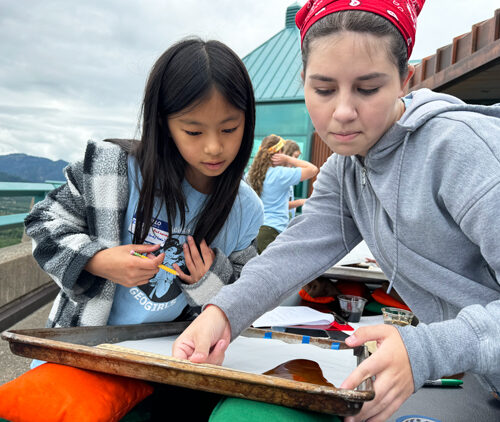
[263,359,334,387]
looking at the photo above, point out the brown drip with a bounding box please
[263,359,334,387]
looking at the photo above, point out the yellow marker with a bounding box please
[131,251,179,276]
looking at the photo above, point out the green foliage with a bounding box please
[0,196,32,215]
[0,196,32,247]
[0,226,24,248]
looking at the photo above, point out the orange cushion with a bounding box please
[0,363,154,422]
[371,288,411,311]
[298,288,335,304]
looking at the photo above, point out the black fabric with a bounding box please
[256,225,280,254]
[148,384,222,421]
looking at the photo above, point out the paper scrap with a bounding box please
[251,306,334,328]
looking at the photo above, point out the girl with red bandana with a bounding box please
[174,1,500,421]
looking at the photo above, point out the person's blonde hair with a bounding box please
[247,134,283,196]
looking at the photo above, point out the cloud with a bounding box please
[0,0,497,162]
[0,0,297,162]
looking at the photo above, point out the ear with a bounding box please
[301,70,305,84]
[400,64,415,96]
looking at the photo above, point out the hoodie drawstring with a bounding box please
[340,156,350,253]
[387,130,411,293]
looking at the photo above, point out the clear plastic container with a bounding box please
[381,307,414,326]
[337,295,367,322]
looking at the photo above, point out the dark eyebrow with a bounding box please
[308,72,389,82]
[178,115,241,126]
[356,72,389,81]
[308,74,335,82]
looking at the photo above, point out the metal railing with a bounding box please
[0,181,64,229]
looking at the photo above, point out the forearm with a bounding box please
[210,213,361,339]
[289,198,306,209]
[210,156,360,339]
[287,157,319,180]
[399,301,500,390]
[26,183,109,296]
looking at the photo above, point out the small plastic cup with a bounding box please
[337,295,367,322]
[382,307,414,327]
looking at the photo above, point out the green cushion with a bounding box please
[364,300,384,314]
[209,398,342,422]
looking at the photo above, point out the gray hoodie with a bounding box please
[210,89,500,396]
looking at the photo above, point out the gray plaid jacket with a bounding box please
[25,139,259,327]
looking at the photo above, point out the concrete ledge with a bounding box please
[0,241,51,308]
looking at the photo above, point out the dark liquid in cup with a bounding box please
[341,311,362,322]
[263,359,334,387]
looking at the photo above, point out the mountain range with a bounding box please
[0,153,68,183]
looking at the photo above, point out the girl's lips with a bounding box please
[203,161,225,170]
[332,132,360,142]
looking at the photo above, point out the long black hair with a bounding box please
[131,37,255,246]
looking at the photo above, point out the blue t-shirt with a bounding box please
[107,156,263,325]
[261,166,302,232]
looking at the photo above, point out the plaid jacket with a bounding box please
[25,140,259,327]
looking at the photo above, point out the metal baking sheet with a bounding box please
[1,322,374,416]
[323,264,388,283]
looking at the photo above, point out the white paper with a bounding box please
[251,306,334,328]
[112,335,356,387]
[346,314,385,331]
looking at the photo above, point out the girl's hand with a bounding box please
[271,153,290,167]
[85,243,165,287]
[174,237,215,284]
[172,305,231,364]
[341,325,414,422]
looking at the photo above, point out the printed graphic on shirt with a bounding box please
[129,215,190,307]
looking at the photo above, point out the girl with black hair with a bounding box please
[25,36,263,330]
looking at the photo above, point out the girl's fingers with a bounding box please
[131,243,161,253]
[199,240,214,267]
[345,325,385,346]
[342,325,414,422]
[173,263,195,284]
[204,339,228,365]
[152,252,165,266]
[136,278,152,286]
[340,353,382,390]
[349,374,413,422]
[183,241,195,269]
[340,326,397,389]
[186,236,204,267]
[173,339,196,361]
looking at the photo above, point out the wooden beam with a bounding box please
[408,38,500,92]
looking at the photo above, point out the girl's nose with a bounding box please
[204,134,223,156]
[332,94,357,123]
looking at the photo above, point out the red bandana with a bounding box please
[295,0,425,58]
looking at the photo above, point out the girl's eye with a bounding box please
[358,87,379,95]
[222,127,238,134]
[184,130,201,136]
[314,88,334,96]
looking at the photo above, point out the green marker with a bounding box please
[424,379,463,387]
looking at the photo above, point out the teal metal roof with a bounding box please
[243,3,303,102]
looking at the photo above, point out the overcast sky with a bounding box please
[0,0,497,163]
